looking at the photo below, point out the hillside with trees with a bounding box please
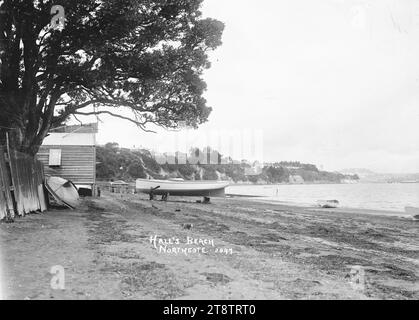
[96,143,359,184]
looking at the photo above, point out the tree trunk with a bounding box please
[6,117,48,157]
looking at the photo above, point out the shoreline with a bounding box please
[228,181,419,185]
[226,194,418,218]
[226,182,419,214]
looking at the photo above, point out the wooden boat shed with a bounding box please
[37,123,98,195]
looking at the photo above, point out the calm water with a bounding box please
[226,183,419,212]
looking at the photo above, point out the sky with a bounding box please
[87,0,419,173]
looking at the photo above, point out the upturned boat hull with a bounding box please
[135,179,229,197]
[45,176,80,209]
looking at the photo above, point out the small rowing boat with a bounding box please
[317,200,339,208]
[136,179,229,198]
[405,206,419,220]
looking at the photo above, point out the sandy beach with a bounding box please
[1,192,418,300]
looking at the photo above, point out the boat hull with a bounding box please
[317,200,339,209]
[135,179,229,197]
[46,176,80,208]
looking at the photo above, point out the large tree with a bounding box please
[0,0,224,155]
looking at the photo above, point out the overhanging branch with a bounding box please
[73,110,156,133]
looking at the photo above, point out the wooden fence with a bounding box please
[0,144,47,221]
[97,182,136,194]
[0,146,15,220]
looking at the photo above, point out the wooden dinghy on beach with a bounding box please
[405,206,419,220]
[317,200,340,208]
[135,178,229,201]
[45,176,80,209]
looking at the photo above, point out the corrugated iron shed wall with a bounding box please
[37,145,96,185]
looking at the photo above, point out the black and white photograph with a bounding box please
[0,0,418,303]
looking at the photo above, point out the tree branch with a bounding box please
[73,110,156,133]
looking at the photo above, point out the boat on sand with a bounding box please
[317,200,339,208]
[405,206,419,220]
[135,179,229,198]
[45,176,79,209]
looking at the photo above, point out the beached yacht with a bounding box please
[135,178,229,198]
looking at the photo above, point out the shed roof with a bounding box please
[42,132,96,146]
[50,123,98,134]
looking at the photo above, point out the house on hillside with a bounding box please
[37,123,98,196]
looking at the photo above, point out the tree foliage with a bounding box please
[0,0,224,154]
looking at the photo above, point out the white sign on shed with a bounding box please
[49,149,62,166]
